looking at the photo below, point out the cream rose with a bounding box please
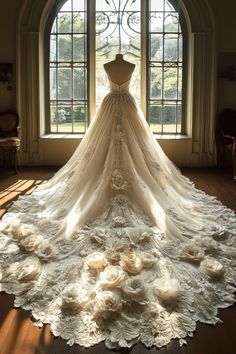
[140,252,156,269]
[20,235,41,252]
[90,228,107,246]
[180,243,205,263]
[105,250,121,264]
[86,252,107,271]
[36,241,56,262]
[153,276,182,306]
[120,252,142,274]
[122,277,146,303]
[99,265,127,289]
[11,225,33,241]
[111,169,128,191]
[199,258,225,280]
[61,284,89,311]
[17,257,41,282]
[94,290,122,319]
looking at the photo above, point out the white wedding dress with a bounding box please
[0,74,236,349]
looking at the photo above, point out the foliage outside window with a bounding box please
[48,0,184,134]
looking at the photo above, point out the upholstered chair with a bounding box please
[0,111,20,173]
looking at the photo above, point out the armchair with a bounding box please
[0,111,20,173]
[218,108,236,179]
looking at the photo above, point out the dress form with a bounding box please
[103,53,135,85]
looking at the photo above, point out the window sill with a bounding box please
[40,133,191,140]
[40,134,84,139]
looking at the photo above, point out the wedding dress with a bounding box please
[0,73,236,349]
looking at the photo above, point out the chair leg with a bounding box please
[13,151,18,174]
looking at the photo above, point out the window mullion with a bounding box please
[141,0,148,120]
[88,0,96,123]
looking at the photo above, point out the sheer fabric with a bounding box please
[0,75,236,349]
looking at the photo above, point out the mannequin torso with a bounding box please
[104,54,135,85]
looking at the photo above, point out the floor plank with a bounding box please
[0,166,236,354]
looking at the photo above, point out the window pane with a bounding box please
[73,0,85,11]
[150,34,163,61]
[150,67,162,99]
[73,68,86,99]
[150,12,163,32]
[164,67,177,99]
[58,68,72,100]
[73,12,85,33]
[73,35,86,61]
[58,35,72,61]
[58,13,72,33]
[73,105,87,132]
[49,0,87,133]
[149,0,183,134]
[150,0,164,11]
[149,105,162,133]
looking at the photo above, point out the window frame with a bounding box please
[45,0,187,135]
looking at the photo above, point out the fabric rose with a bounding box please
[11,225,30,241]
[105,238,129,253]
[86,252,107,271]
[20,235,41,252]
[36,241,56,262]
[113,216,127,227]
[99,265,127,289]
[105,250,121,264]
[199,258,225,280]
[127,226,152,245]
[120,252,142,274]
[94,290,122,319]
[153,276,182,306]
[212,226,229,241]
[122,277,146,303]
[90,228,107,246]
[17,257,41,282]
[140,252,156,269]
[180,243,205,263]
[111,169,128,191]
[61,284,89,311]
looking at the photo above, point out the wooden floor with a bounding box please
[0,166,236,354]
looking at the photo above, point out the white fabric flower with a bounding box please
[180,243,205,263]
[127,226,152,245]
[122,277,146,303]
[94,290,122,319]
[120,252,142,274]
[99,265,127,289]
[112,194,128,206]
[36,241,56,262]
[86,252,107,271]
[61,284,89,311]
[199,258,225,279]
[194,236,218,253]
[17,257,41,282]
[20,235,41,252]
[105,250,121,264]
[140,252,156,269]
[113,216,126,226]
[153,276,182,305]
[111,169,128,191]
[11,225,33,241]
[105,238,129,253]
[90,228,107,245]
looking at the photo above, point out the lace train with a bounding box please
[0,76,236,349]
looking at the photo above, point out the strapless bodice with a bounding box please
[108,76,131,93]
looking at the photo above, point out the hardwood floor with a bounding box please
[0,166,236,354]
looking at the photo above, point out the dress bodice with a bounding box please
[108,76,131,93]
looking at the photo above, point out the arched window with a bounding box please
[46,0,186,135]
